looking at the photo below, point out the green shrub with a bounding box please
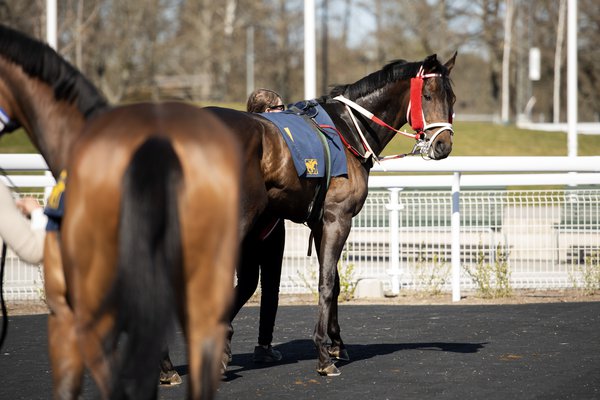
[464,243,512,298]
[411,244,449,295]
[570,251,600,295]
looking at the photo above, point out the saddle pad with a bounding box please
[260,102,347,178]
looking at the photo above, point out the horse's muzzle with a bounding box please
[428,130,453,160]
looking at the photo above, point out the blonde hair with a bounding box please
[246,88,283,113]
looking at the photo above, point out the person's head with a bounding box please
[247,88,285,113]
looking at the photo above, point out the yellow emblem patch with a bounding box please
[305,159,319,175]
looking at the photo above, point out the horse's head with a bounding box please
[411,53,457,160]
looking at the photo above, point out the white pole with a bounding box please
[386,188,402,295]
[304,0,317,99]
[567,0,578,157]
[246,26,255,97]
[451,172,461,302]
[501,0,514,124]
[553,0,566,124]
[46,0,57,49]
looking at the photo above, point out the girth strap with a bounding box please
[293,112,331,227]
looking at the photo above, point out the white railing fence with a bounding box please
[282,188,600,294]
[2,155,600,302]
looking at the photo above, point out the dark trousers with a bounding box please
[229,219,285,346]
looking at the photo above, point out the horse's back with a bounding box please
[70,102,240,195]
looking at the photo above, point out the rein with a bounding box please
[333,66,454,161]
[334,95,421,141]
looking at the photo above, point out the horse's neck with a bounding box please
[325,86,410,157]
[18,79,85,177]
[361,86,410,155]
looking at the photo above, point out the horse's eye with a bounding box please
[423,94,432,101]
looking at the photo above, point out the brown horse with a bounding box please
[0,25,243,399]
[207,53,457,376]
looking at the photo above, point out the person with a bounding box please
[246,88,286,113]
[0,181,46,264]
[226,89,287,364]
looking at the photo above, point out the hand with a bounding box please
[16,197,42,218]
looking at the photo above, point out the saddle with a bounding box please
[260,101,348,226]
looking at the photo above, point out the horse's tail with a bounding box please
[111,136,182,399]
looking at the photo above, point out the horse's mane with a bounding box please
[0,24,108,118]
[330,58,451,100]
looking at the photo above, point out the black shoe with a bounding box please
[253,345,282,363]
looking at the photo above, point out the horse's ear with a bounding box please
[422,54,438,72]
[444,52,458,74]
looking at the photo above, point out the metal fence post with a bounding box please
[451,172,461,301]
[386,188,403,294]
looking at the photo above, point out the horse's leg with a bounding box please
[185,249,235,399]
[67,240,118,399]
[43,231,84,400]
[187,322,227,400]
[159,344,182,385]
[77,314,115,399]
[327,269,349,361]
[312,214,353,376]
[181,189,239,399]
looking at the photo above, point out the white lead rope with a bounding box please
[337,101,376,162]
[334,95,419,140]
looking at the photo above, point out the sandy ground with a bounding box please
[5,289,600,316]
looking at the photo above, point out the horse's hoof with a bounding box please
[159,370,182,386]
[317,363,341,377]
[328,347,350,361]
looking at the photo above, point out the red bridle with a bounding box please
[406,66,454,137]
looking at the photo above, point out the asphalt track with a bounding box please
[1,302,599,399]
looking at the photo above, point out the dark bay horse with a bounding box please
[207,53,457,376]
[1,23,456,379]
[0,25,243,399]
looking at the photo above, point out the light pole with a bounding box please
[304,0,317,99]
[567,0,578,157]
[46,0,57,49]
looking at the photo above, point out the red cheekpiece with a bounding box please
[409,76,424,133]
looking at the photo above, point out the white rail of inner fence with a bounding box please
[2,155,600,302]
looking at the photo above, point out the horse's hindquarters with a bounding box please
[58,103,243,399]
